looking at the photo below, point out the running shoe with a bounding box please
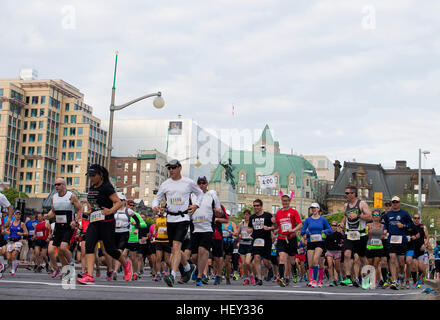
[277,277,286,288]
[292,274,298,283]
[329,280,335,287]
[164,274,175,287]
[318,281,323,288]
[192,267,198,281]
[77,274,95,285]
[46,264,51,274]
[249,274,255,285]
[226,278,231,285]
[311,280,318,288]
[256,279,263,286]
[214,276,221,285]
[132,273,139,281]
[412,282,418,289]
[183,264,196,283]
[152,274,159,281]
[352,278,360,288]
[123,258,133,281]
[242,278,250,285]
[382,281,389,289]
[51,269,60,279]
[285,278,290,286]
[196,279,203,286]
[307,280,314,287]
[106,271,114,281]
[201,276,209,285]
[340,278,353,286]
[233,273,239,281]
[177,276,185,284]
[390,281,399,290]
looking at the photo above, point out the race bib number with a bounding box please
[281,222,292,233]
[390,235,402,244]
[56,215,67,223]
[193,215,207,223]
[36,232,44,237]
[241,230,249,238]
[347,231,361,241]
[29,230,35,236]
[310,234,322,242]
[223,230,230,238]
[90,211,105,223]
[254,238,265,247]
[371,239,382,246]
[158,227,167,235]
[233,248,239,254]
[116,221,122,228]
[139,239,147,244]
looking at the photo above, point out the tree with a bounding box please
[1,188,28,208]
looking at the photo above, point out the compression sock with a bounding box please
[308,268,314,281]
[184,262,191,272]
[313,266,319,282]
[412,272,418,283]
[178,264,185,276]
[381,268,388,282]
[319,268,324,282]
[279,264,285,279]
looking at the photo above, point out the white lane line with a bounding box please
[0,280,420,297]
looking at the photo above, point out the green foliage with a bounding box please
[231,204,254,224]
[1,188,28,207]
[324,212,345,224]
[145,217,154,226]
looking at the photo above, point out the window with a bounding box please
[132,175,137,184]
[66,178,72,186]
[37,146,42,155]
[77,139,82,148]
[35,172,40,181]
[39,121,44,129]
[64,115,68,124]
[255,187,262,195]
[365,189,369,198]
[74,177,80,186]
[61,165,65,173]
[123,187,127,194]
[70,128,76,136]
[306,191,310,198]
[69,140,75,148]
[145,175,150,183]
[290,177,294,185]
[144,188,149,197]
[238,203,246,212]
[27,160,33,168]
[240,173,245,181]
[117,176,121,182]
[38,134,42,142]
[124,175,128,184]
[62,140,67,148]
[146,163,151,170]
[22,134,27,142]
[32,96,39,105]
[61,152,66,161]
[67,165,73,173]
[25,185,32,194]
[28,147,35,155]
[124,163,129,172]
[76,152,81,160]
[78,127,83,136]
[68,152,74,161]
[36,159,41,168]
[70,115,77,123]
[75,165,81,174]
[133,163,137,171]
[65,103,69,111]
[41,97,45,104]
[26,172,33,180]
[358,189,362,197]
[34,185,39,194]
[31,109,37,117]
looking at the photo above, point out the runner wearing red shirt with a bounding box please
[33,213,50,272]
[273,194,303,287]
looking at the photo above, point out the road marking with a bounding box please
[0,279,420,297]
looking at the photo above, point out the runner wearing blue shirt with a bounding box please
[25,213,39,270]
[383,196,415,290]
[301,203,332,288]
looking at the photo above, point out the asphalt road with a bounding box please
[0,267,432,301]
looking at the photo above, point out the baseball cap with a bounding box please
[85,167,100,176]
[310,203,320,209]
[165,159,181,168]
[391,196,400,202]
[197,176,208,184]
[117,192,127,201]
[226,209,231,216]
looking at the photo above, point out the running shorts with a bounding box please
[366,248,384,259]
[307,241,325,251]
[343,235,368,257]
[190,232,213,253]
[326,250,342,260]
[114,232,129,251]
[52,226,74,247]
[7,240,23,252]
[388,243,407,256]
[211,238,224,258]
[126,242,138,252]
[296,254,306,262]
[238,244,252,256]
[435,260,440,273]
[223,240,234,256]
[155,241,171,253]
[251,238,271,260]
[166,221,190,245]
[276,238,298,256]
[182,237,191,252]
[34,239,48,249]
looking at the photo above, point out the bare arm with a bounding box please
[360,201,372,221]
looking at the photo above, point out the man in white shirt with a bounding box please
[190,176,223,286]
[152,159,204,287]
[0,192,14,275]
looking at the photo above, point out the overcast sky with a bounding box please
[2,0,439,172]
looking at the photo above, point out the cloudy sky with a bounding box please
[2,0,439,172]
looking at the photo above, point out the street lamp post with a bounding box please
[418,149,430,221]
[299,169,314,219]
[105,52,165,169]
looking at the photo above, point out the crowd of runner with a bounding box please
[1,160,439,292]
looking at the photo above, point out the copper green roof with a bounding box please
[137,154,156,160]
[257,124,274,145]
[211,150,317,188]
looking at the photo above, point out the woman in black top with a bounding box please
[325,222,344,286]
[77,164,133,285]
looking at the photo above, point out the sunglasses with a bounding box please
[167,166,178,170]
[372,214,380,216]
[345,192,354,195]
[392,201,400,203]
[54,183,62,186]
[331,224,337,227]
[198,182,207,185]
[414,217,420,220]
[253,205,261,207]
